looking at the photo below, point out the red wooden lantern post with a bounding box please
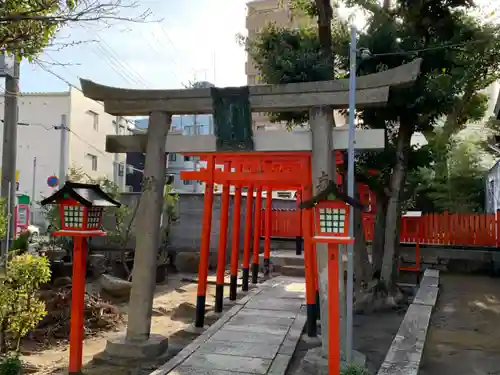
[41,182,120,375]
[311,200,354,375]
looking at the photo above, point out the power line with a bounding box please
[93,34,151,88]
[92,43,140,86]
[366,38,500,58]
[35,61,138,130]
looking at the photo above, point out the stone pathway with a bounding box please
[150,276,307,375]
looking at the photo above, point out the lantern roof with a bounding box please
[299,180,365,210]
[40,181,121,208]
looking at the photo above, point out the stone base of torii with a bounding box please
[77,58,421,363]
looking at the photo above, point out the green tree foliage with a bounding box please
[0,199,6,241]
[415,138,487,213]
[247,22,349,125]
[0,0,151,59]
[42,167,178,250]
[0,353,21,375]
[0,254,51,353]
[246,0,500,283]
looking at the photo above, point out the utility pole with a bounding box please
[55,114,69,186]
[114,117,121,190]
[1,58,20,257]
[31,157,36,224]
[346,24,357,362]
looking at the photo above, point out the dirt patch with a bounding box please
[20,273,227,375]
[419,273,500,375]
[287,308,406,375]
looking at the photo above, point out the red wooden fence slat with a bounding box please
[261,209,500,248]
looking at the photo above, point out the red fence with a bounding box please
[262,209,500,248]
[260,209,302,238]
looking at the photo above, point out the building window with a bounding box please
[183,180,193,185]
[86,153,98,171]
[168,153,177,162]
[87,110,99,131]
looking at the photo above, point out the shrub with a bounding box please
[10,232,30,254]
[341,364,369,375]
[0,254,51,352]
[0,353,21,375]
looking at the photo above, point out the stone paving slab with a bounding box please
[237,308,298,319]
[228,314,295,327]
[169,366,250,375]
[210,329,286,345]
[182,353,273,374]
[245,298,303,311]
[198,340,281,359]
[152,276,307,375]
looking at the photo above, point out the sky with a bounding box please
[20,0,250,92]
[18,0,496,93]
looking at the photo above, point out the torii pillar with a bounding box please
[78,57,422,361]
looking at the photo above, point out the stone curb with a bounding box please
[377,268,440,375]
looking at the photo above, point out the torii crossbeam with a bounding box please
[77,57,422,360]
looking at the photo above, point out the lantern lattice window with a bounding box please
[319,206,347,234]
[63,205,84,228]
[87,207,103,229]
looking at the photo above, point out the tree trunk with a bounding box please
[0,320,7,353]
[371,193,388,276]
[314,0,333,77]
[353,186,371,288]
[381,123,413,285]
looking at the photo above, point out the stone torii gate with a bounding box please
[78,57,422,360]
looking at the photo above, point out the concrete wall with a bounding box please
[90,191,296,254]
[169,192,296,255]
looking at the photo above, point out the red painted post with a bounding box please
[296,191,303,255]
[215,162,231,313]
[264,187,272,277]
[252,187,263,284]
[312,223,320,318]
[68,237,87,375]
[328,243,341,375]
[229,183,243,300]
[196,156,215,327]
[242,186,254,291]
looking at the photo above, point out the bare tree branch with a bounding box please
[0,0,160,58]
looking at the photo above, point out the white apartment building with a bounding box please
[0,87,130,220]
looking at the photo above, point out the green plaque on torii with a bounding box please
[210,86,254,152]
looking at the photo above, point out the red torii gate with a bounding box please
[181,151,321,334]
